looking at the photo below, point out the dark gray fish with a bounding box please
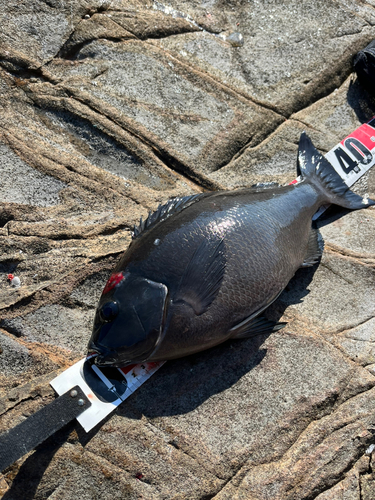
[88,133,374,367]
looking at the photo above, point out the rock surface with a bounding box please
[0,1,375,499]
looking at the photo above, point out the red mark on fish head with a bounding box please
[7,274,14,281]
[135,473,144,480]
[102,272,124,295]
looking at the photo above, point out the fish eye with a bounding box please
[99,301,119,322]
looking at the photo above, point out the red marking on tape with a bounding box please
[341,123,375,152]
[289,179,298,185]
[102,272,124,294]
[145,362,159,370]
[119,364,137,375]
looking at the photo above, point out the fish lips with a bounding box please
[87,343,120,367]
[88,338,155,367]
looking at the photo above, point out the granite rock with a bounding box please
[1,1,375,499]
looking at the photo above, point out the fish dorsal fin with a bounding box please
[301,225,324,268]
[173,237,226,316]
[133,194,206,239]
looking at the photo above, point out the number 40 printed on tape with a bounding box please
[326,117,375,188]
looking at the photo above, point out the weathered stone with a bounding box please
[325,317,375,367]
[210,119,305,188]
[276,251,375,334]
[154,0,374,115]
[1,305,94,354]
[83,416,223,498]
[0,331,31,377]
[0,0,88,67]
[69,271,109,309]
[320,209,375,257]
[0,143,66,206]
[213,388,375,499]
[125,331,375,480]
[314,455,370,499]
[211,75,375,190]
[1,1,375,499]
[44,39,281,176]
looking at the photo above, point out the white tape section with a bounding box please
[51,359,164,431]
[51,117,375,432]
[326,117,375,188]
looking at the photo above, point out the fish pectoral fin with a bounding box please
[174,237,226,316]
[301,225,324,268]
[229,315,286,339]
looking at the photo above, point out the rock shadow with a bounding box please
[2,425,74,500]
[347,78,375,123]
[115,266,319,421]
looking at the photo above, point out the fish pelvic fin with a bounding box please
[297,132,375,210]
[229,315,286,339]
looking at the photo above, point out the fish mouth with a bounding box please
[86,341,145,368]
[94,353,122,367]
[87,342,121,367]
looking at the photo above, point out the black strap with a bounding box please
[0,385,91,472]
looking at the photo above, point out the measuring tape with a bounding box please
[1,117,374,472]
[51,357,164,431]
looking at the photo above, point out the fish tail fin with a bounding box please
[297,132,375,209]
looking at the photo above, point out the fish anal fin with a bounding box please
[230,315,286,339]
[133,194,206,239]
[174,238,226,316]
[301,226,324,268]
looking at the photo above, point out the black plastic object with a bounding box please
[82,359,128,403]
[354,40,375,94]
[0,385,91,472]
